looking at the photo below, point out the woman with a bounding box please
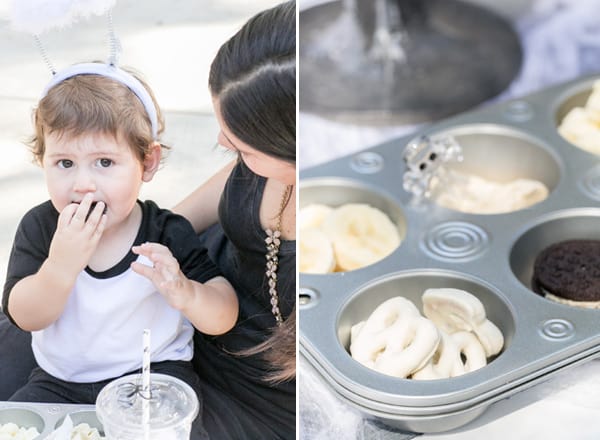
[0,1,296,438]
[176,1,296,438]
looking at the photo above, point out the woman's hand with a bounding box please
[48,193,106,279]
[131,242,195,311]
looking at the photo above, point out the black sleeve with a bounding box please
[142,201,222,284]
[164,216,222,283]
[2,202,57,325]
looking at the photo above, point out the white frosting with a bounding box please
[558,80,600,155]
[0,423,39,440]
[544,291,600,309]
[431,169,548,214]
[70,423,104,440]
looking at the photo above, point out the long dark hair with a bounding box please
[209,0,295,164]
[240,306,296,383]
[210,1,296,383]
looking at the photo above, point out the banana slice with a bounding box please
[322,203,401,271]
[422,288,504,357]
[299,203,334,230]
[299,228,336,274]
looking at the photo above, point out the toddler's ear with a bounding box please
[142,142,162,182]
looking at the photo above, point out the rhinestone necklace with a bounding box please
[265,184,293,326]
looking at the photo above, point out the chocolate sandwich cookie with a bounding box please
[85,201,107,221]
[532,239,600,302]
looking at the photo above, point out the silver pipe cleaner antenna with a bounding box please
[33,34,56,75]
[10,0,119,73]
[107,9,122,66]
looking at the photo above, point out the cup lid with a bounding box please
[96,373,199,432]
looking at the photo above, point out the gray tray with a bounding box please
[299,74,600,433]
[0,402,101,439]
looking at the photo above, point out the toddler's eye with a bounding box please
[96,158,113,168]
[58,159,73,169]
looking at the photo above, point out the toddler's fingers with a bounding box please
[148,251,178,269]
[132,242,169,258]
[86,201,105,224]
[71,193,94,225]
[130,261,155,280]
[91,214,107,240]
[57,203,78,229]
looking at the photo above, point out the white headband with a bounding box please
[40,62,159,139]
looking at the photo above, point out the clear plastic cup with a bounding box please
[96,373,199,440]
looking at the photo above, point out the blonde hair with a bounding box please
[29,67,168,165]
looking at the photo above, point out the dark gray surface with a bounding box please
[299,0,522,125]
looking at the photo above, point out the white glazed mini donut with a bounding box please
[350,297,440,378]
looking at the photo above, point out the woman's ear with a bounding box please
[142,142,162,182]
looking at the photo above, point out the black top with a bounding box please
[193,161,296,439]
[3,199,221,325]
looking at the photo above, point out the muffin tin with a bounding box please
[0,402,102,439]
[299,74,600,433]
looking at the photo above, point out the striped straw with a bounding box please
[142,329,151,439]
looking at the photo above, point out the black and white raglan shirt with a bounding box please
[2,200,221,383]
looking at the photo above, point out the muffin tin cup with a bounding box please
[300,73,600,432]
[0,402,101,439]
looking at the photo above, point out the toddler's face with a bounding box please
[42,132,145,231]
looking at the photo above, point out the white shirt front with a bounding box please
[32,256,193,382]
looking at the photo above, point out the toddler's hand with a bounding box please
[48,193,106,278]
[131,242,194,310]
